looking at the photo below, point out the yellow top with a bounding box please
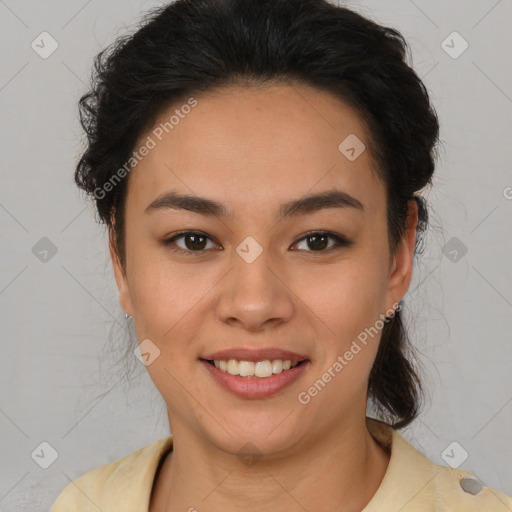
[49,417,512,511]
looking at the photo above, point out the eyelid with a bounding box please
[160,230,220,255]
[291,230,352,252]
[161,229,352,256]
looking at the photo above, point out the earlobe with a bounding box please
[109,228,133,317]
[385,200,419,311]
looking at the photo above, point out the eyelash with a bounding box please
[160,230,353,256]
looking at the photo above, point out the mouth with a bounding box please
[200,358,309,378]
[198,356,311,399]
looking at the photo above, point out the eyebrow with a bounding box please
[144,189,364,219]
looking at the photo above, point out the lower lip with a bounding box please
[199,359,310,399]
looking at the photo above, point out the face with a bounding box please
[111,83,417,456]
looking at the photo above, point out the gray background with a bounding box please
[0,0,511,510]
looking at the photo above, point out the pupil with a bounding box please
[308,234,327,250]
[186,234,206,250]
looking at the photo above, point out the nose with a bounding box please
[215,245,295,331]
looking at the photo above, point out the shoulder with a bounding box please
[365,418,512,511]
[394,432,512,511]
[49,436,173,512]
[428,463,512,511]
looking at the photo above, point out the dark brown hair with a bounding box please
[75,0,440,429]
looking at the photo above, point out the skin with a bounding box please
[110,83,418,511]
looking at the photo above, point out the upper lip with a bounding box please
[201,348,309,364]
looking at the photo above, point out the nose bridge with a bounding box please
[216,235,294,328]
[234,239,272,297]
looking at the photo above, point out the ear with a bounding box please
[109,227,134,317]
[385,199,418,311]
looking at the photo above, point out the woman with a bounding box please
[50,0,512,510]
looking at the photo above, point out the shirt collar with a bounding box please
[363,416,440,511]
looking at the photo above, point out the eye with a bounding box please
[291,231,352,252]
[160,230,352,256]
[160,231,220,255]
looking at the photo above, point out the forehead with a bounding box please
[125,83,384,217]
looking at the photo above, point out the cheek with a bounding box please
[131,260,211,339]
[125,239,189,328]
[127,256,212,406]
[294,256,389,342]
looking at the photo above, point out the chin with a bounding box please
[201,412,303,458]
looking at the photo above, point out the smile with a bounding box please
[200,358,310,399]
[209,358,303,378]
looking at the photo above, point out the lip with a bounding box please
[201,347,309,364]
[199,359,311,399]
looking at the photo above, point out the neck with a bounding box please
[150,416,390,512]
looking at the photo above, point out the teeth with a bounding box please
[212,359,300,378]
